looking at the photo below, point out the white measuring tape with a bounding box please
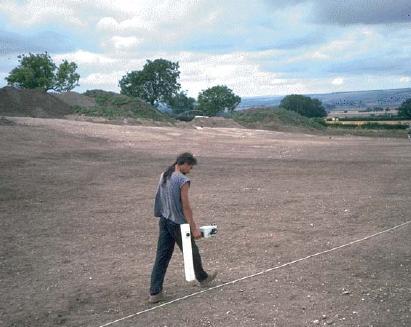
[97,220,411,327]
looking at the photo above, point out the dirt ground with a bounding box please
[1,117,410,327]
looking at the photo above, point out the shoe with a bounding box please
[148,291,164,303]
[200,271,218,288]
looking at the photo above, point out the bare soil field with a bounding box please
[1,117,410,327]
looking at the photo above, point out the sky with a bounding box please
[0,0,410,98]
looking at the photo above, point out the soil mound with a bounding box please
[190,116,244,128]
[0,116,16,126]
[52,91,96,108]
[0,86,73,118]
[77,89,172,122]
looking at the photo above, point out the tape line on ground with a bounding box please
[97,220,411,327]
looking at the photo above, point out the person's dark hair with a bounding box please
[162,152,197,184]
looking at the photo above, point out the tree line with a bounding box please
[118,58,241,117]
[4,53,241,117]
[4,52,411,119]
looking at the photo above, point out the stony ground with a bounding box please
[1,117,410,327]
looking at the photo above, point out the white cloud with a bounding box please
[0,1,85,27]
[312,51,329,60]
[96,16,153,34]
[94,0,212,37]
[53,50,116,65]
[316,27,381,59]
[178,51,306,97]
[96,17,120,32]
[103,36,141,51]
[332,77,344,85]
[400,76,410,83]
[81,72,122,86]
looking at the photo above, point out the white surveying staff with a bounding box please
[180,224,195,281]
[181,224,218,282]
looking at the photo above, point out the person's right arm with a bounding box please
[181,183,201,239]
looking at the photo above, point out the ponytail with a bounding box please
[162,161,177,185]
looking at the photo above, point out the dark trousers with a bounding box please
[150,217,208,295]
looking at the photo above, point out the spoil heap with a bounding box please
[52,91,96,108]
[0,86,73,118]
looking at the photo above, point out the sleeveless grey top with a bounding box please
[154,171,190,224]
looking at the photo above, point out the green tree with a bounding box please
[5,52,80,92]
[398,98,411,118]
[168,91,196,114]
[119,59,180,106]
[54,60,80,92]
[197,85,241,116]
[280,94,327,118]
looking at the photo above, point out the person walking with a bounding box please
[149,152,217,303]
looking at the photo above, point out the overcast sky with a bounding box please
[0,0,410,97]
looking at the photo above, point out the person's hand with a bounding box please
[191,226,202,239]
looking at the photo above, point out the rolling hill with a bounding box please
[238,87,411,111]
